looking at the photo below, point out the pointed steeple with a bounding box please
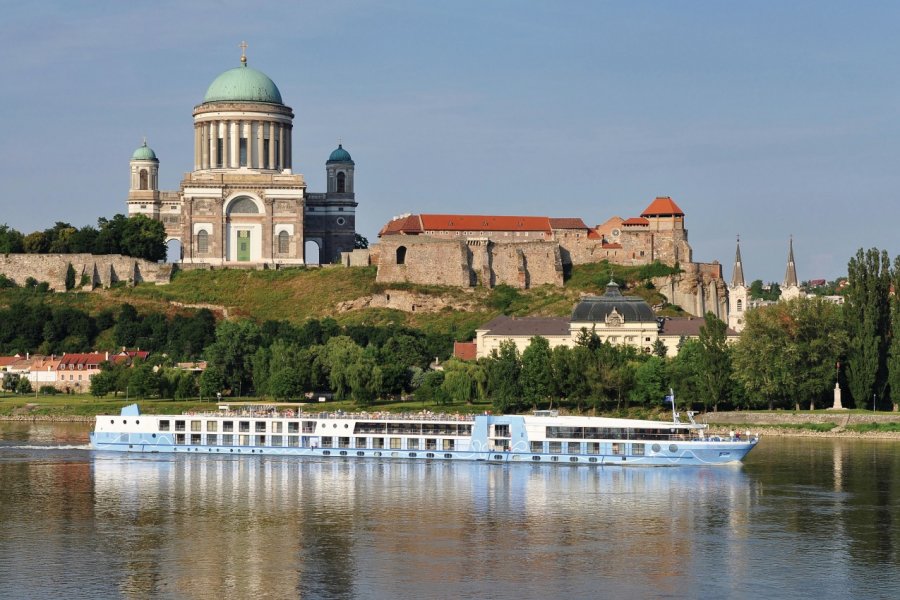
[731,235,745,288]
[783,236,798,288]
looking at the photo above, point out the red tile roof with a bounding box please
[58,353,107,368]
[0,356,19,368]
[548,218,589,230]
[453,341,478,361]
[601,242,623,249]
[379,214,423,236]
[419,214,552,232]
[622,217,649,226]
[641,196,684,217]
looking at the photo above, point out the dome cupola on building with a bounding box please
[571,280,655,323]
[202,49,283,105]
[327,143,353,164]
[131,140,158,161]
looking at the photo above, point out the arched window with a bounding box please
[227,197,260,215]
[278,230,289,254]
[336,172,346,193]
[197,230,209,254]
[736,299,743,312]
[139,170,148,190]
[396,246,407,265]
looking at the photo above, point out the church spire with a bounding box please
[731,235,745,288]
[783,236,798,288]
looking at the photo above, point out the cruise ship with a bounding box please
[91,404,758,466]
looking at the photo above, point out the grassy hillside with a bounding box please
[0,260,683,337]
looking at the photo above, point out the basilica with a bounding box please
[126,48,357,265]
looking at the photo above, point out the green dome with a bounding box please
[203,63,283,104]
[327,144,353,163]
[132,141,157,161]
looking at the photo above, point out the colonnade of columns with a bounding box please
[193,120,291,171]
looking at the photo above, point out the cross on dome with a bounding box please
[239,40,248,64]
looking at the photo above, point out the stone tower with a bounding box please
[727,236,748,332]
[781,236,803,301]
[304,144,358,264]
[127,140,161,220]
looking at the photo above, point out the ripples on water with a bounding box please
[0,423,898,600]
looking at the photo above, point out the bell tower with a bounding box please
[728,236,748,332]
[127,139,161,219]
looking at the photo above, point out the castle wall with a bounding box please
[0,254,173,292]
[375,238,470,287]
[488,241,563,288]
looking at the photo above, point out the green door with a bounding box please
[237,230,250,261]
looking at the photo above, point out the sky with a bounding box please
[2,0,899,281]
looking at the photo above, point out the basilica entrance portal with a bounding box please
[237,230,251,261]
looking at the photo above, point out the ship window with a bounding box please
[586,442,599,454]
[339,437,351,448]
[567,442,580,454]
[290,422,301,433]
[321,437,333,448]
[191,420,201,432]
[207,434,218,446]
[355,437,367,448]
[278,230,289,254]
[390,438,401,449]
[159,420,170,431]
[443,439,455,451]
[532,456,541,461]
[239,421,250,433]
[612,443,625,455]
[272,422,282,433]
[255,421,266,433]
[239,435,250,446]
[372,438,384,449]
[669,444,679,453]
[530,441,543,453]
[223,421,234,432]
[569,457,578,462]
[444,453,453,459]
[206,421,218,432]
[175,434,186,445]
[407,438,419,450]
[271,436,283,447]
[222,434,233,446]
[425,438,437,450]
[288,437,299,447]
[548,441,562,454]
[633,443,645,456]
[191,434,201,445]
[175,420,185,432]
[256,435,265,446]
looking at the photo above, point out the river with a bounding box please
[0,422,898,599]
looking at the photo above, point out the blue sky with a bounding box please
[2,0,898,281]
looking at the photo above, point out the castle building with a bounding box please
[127,48,357,265]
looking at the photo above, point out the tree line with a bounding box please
[0,214,166,262]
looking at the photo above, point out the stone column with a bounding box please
[263,198,274,262]
[285,125,291,169]
[210,121,218,168]
[185,198,194,262]
[268,123,276,171]
[278,124,285,171]
[230,121,240,168]
[194,125,201,171]
[222,120,230,168]
[257,121,265,169]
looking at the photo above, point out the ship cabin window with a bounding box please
[239,435,250,446]
[206,421,218,432]
[175,420,186,432]
[222,435,233,446]
[255,435,265,446]
[586,443,600,454]
[191,434,201,445]
[530,441,543,453]
[567,442,580,454]
[288,437,299,447]
[339,437,351,448]
[207,434,218,446]
[255,422,266,433]
[612,443,625,455]
[191,421,201,432]
[159,420,170,431]
[355,437,367,448]
[302,421,315,433]
[493,424,510,438]
[175,434,186,445]
[272,422,282,433]
[289,422,300,434]
[426,438,437,450]
[372,438,384,449]
[271,436,283,447]
[239,421,250,433]
[549,441,562,454]
[633,443,645,456]
[443,439,455,451]
[223,421,233,432]
[390,438,401,449]
[321,437,333,448]
[407,438,419,450]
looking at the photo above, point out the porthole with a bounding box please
[669,444,678,453]
[374,451,382,457]
[569,457,578,462]
[123,420,127,424]
[551,456,559,462]
[493,455,503,460]
[333,424,337,428]
[409,452,417,458]
[532,456,541,461]
[589,457,598,463]
[136,420,140,425]
[344,424,349,428]
[110,419,114,424]
[444,453,452,459]
[426,453,435,458]
[357,451,365,457]
[323,450,331,456]
[151,433,156,438]
[652,444,661,453]
[128,445,133,449]
[340,451,348,456]
[391,452,398,457]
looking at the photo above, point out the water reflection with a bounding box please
[1,433,899,599]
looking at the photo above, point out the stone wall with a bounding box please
[0,254,173,292]
[653,261,727,318]
[374,236,563,289]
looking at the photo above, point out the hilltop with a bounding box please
[0,261,683,338]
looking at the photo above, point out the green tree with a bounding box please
[269,368,305,400]
[520,336,554,406]
[3,374,20,392]
[0,224,24,253]
[629,356,667,405]
[354,233,369,249]
[23,231,50,254]
[652,339,668,358]
[844,248,892,408]
[667,339,704,408]
[204,320,262,396]
[16,377,32,394]
[441,360,478,404]
[888,255,900,409]
[698,312,732,411]
[200,365,226,398]
[486,340,521,413]
[120,214,166,261]
[175,372,198,400]
[90,369,117,397]
[64,264,76,291]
